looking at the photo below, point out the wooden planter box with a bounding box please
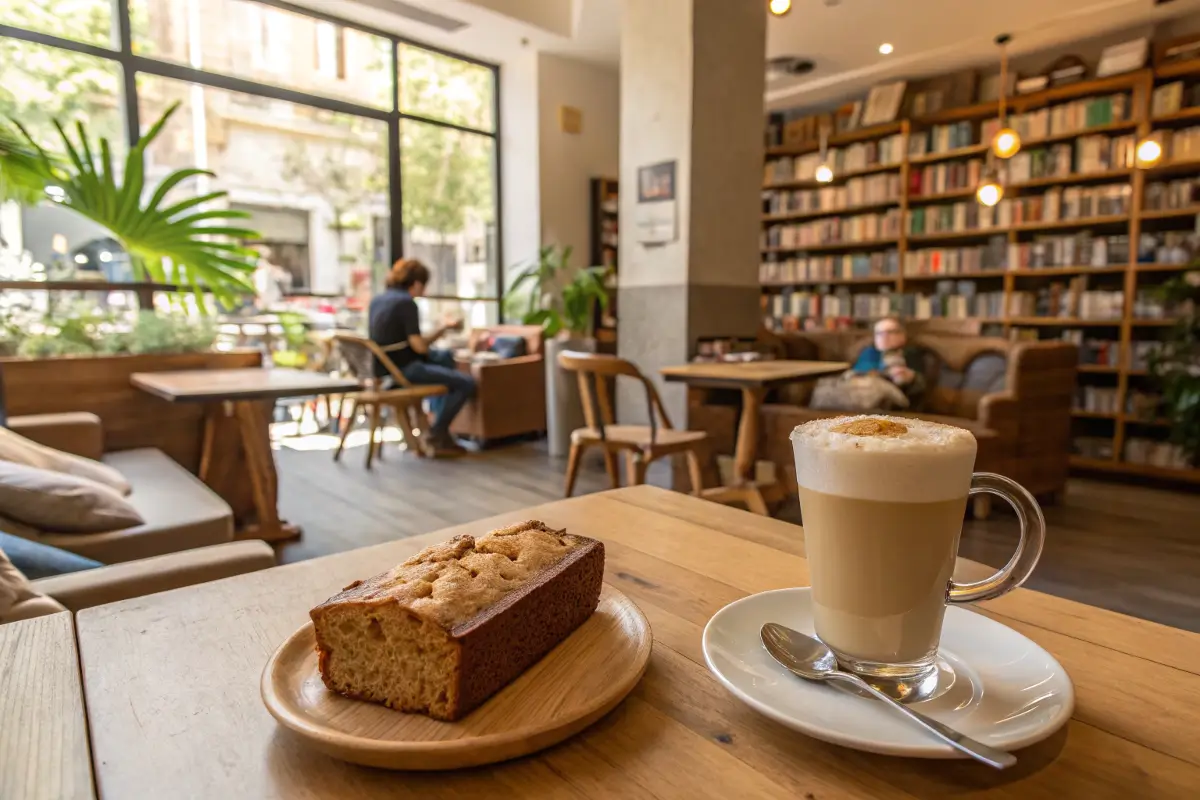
[0,349,263,521]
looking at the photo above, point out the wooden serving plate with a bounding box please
[260,585,652,770]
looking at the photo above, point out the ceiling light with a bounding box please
[976,164,1004,208]
[992,128,1021,159]
[769,0,792,16]
[1135,136,1164,169]
[879,43,894,55]
[815,163,834,183]
[991,34,1020,160]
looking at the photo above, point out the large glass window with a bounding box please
[0,0,501,313]
[131,0,392,110]
[399,44,494,131]
[137,74,389,294]
[0,0,113,47]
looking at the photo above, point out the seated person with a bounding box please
[369,259,475,457]
[850,317,926,406]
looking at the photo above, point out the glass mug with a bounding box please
[790,416,1045,703]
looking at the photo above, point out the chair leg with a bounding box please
[564,442,583,498]
[686,450,705,495]
[603,451,621,489]
[366,402,382,469]
[333,398,357,462]
[398,403,423,456]
[629,452,648,487]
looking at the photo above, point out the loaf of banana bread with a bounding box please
[310,520,605,721]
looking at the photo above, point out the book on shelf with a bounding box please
[904,237,1007,275]
[1125,439,1190,470]
[1152,81,1185,117]
[760,250,899,283]
[763,173,901,215]
[763,134,904,184]
[1159,126,1200,163]
[1009,233,1129,268]
[909,159,982,196]
[907,202,1005,235]
[908,121,976,158]
[980,93,1129,143]
[1008,183,1131,224]
[1007,280,1124,319]
[763,209,902,249]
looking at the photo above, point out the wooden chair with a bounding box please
[331,334,448,468]
[557,351,710,497]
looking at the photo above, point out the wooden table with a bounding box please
[0,612,95,800]
[74,486,1200,798]
[660,360,848,513]
[131,368,360,542]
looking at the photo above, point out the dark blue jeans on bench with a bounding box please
[0,531,102,579]
[400,349,476,439]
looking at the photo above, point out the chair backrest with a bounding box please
[556,351,672,445]
[332,334,413,388]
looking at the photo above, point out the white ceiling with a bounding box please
[304,0,1200,111]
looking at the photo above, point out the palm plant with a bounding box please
[505,244,611,338]
[9,102,259,309]
[0,120,49,206]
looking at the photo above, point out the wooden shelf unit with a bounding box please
[761,66,1200,482]
[589,177,619,354]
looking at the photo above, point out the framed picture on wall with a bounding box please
[862,80,907,126]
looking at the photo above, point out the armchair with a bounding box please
[450,325,548,443]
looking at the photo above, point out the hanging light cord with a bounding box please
[996,33,1011,128]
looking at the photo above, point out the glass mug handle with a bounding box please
[947,472,1046,605]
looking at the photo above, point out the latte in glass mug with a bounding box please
[791,415,1045,702]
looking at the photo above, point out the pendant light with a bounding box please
[815,124,834,183]
[1135,132,1165,169]
[991,34,1021,160]
[976,153,1004,207]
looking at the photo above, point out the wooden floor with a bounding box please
[275,434,1200,633]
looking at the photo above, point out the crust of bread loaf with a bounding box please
[310,521,605,720]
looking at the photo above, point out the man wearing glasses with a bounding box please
[850,317,926,407]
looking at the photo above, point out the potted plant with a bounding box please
[1149,270,1200,467]
[505,245,611,456]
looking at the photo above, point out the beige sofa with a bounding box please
[3,412,234,563]
[1,540,276,623]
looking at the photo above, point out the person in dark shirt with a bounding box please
[850,317,926,407]
[368,259,475,456]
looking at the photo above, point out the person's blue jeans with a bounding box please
[401,349,476,438]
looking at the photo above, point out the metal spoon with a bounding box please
[760,622,1016,769]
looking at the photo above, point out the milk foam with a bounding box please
[790,415,977,502]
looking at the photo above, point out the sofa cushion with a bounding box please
[36,449,234,564]
[0,461,145,533]
[1,544,68,624]
[0,531,103,580]
[0,423,130,495]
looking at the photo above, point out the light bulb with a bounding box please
[879,43,894,55]
[814,163,834,183]
[992,128,1021,159]
[769,0,792,15]
[1135,137,1163,169]
[976,180,1003,207]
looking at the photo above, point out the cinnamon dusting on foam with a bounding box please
[830,418,908,437]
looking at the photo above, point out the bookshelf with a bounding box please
[761,67,1200,483]
[589,177,619,353]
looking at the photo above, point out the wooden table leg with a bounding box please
[232,400,300,543]
[699,386,770,515]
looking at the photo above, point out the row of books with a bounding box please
[1142,178,1200,211]
[1157,126,1200,164]
[908,121,976,157]
[908,203,1004,235]
[905,289,1006,320]
[763,290,899,321]
[763,210,903,249]
[764,135,905,185]
[903,239,1007,275]
[759,251,899,283]
[1125,439,1190,470]
[1140,231,1200,264]
[1007,284,1124,319]
[763,174,901,216]
[1075,386,1120,414]
[1151,81,1200,118]
[1133,289,1192,319]
[1006,184,1133,224]
[979,93,1130,142]
[1073,436,1114,459]
[1005,135,1135,183]
[1062,331,1121,367]
[1011,234,1131,268]
[763,286,1008,323]
[909,160,983,197]
[1127,390,1164,420]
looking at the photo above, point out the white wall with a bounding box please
[500,48,543,290]
[537,52,619,269]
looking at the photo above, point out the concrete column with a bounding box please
[616,0,766,425]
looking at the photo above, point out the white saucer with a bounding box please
[702,587,1074,758]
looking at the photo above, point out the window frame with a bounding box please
[0,0,505,299]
